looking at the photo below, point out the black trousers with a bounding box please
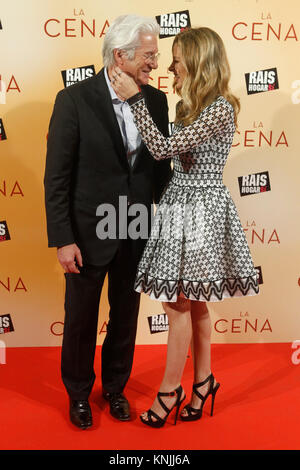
[61,238,141,400]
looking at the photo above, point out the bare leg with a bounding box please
[181,300,216,416]
[141,297,192,421]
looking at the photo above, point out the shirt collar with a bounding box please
[104,67,124,103]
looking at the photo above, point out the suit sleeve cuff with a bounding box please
[127,92,143,107]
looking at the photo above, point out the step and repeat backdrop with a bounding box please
[1,0,299,347]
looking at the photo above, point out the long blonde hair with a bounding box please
[173,27,240,126]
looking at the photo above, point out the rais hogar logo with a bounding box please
[238,171,271,196]
[156,10,191,38]
[61,65,95,87]
[245,67,279,94]
[147,314,169,334]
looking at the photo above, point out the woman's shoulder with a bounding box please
[200,96,234,119]
[209,95,233,110]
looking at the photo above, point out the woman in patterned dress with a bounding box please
[111,27,259,427]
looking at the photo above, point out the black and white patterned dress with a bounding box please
[128,93,260,302]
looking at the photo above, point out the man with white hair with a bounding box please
[44,14,171,429]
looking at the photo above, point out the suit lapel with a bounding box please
[88,73,161,173]
[88,69,130,171]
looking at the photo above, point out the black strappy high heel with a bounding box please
[180,373,220,421]
[140,385,186,428]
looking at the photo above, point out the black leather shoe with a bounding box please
[103,391,131,421]
[69,399,93,429]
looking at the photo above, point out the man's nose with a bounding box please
[150,55,159,69]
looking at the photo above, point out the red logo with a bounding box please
[0,180,24,197]
[232,129,288,148]
[232,22,298,41]
[0,74,21,93]
[244,221,280,245]
[50,320,107,336]
[214,315,272,334]
[0,277,27,293]
[44,10,109,38]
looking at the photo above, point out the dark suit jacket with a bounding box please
[44,68,171,266]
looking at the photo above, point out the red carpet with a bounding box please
[0,343,299,450]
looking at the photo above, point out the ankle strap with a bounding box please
[194,373,213,388]
[157,385,182,414]
[158,384,182,398]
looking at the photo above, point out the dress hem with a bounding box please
[134,271,259,303]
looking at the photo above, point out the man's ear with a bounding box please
[113,49,124,66]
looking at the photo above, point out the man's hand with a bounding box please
[57,243,83,273]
